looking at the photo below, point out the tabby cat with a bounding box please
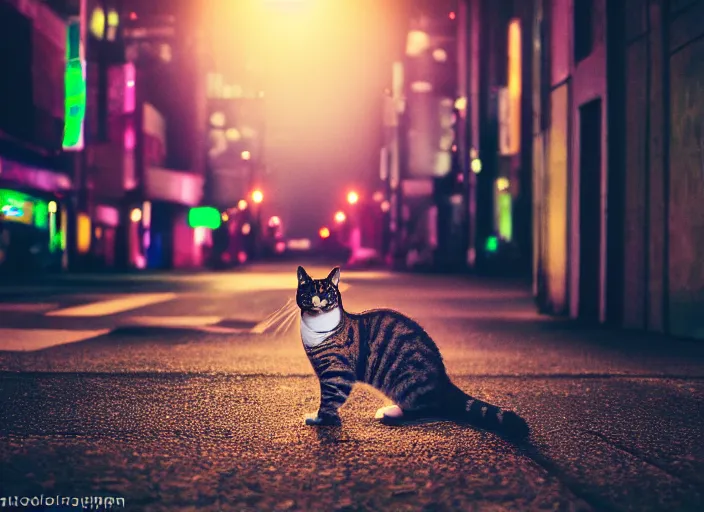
[296,265,530,439]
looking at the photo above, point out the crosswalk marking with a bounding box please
[0,329,110,351]
[46,293,177,317]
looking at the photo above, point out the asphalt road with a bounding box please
[0,262,703,511]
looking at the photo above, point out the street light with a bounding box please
[334,211,346,223]
[251,189,264,204]
[319,226,330,239]
[241,150,251,161]
[347,191,359,205]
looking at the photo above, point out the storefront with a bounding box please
[0,187,67,272]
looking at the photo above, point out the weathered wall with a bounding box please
[568,0,608,321]
[622,35,648,329]
[668,0,704,338]
[621,0,704,338]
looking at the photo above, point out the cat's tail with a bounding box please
[444,383,530,440]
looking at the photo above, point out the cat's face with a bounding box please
[296,266,341,314]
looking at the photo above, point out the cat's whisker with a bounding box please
[268,301,297,333]
[275,306,300,336]
[259,299,294,332]
[281,308,300,335]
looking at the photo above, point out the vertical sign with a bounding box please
[63,18,86,150]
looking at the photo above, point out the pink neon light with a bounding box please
[124,63,136,113]
[124,125,136,150]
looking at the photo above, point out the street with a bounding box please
[1,263,703,512]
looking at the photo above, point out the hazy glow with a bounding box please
[210,112,226,127]
[268,215,281,227]
[507,18,522,155]
[226,128,241,141]
[497,177,510,191]
[48,201,58,214]
[252,189,264,203]
[380,200,390,213]
[90,7,105,39]
[77,214,91,254]
[130,208,142,223]
[432,48,447,62]
[471,157,482,174]
[411,81,433,93]
[347,191,359,205]
[202,0,403,237]
[221,212,229,222]
[406,30,430,56]
[319,226,330,239]
[334,211,346,223]
[242,223,252,235]
[372,191,383,202]
[238,199,249,210]
[241,150,252,161]
[546,84,569,309]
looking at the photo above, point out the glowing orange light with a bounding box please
[334,211,346,223]
[251,190,264,204]
[238,199,248,210]
[241,150,251,161]
[319,227,330,239]
[347,191,359,205]
[507,18,522,155]
[130,208,142,223]
[449,11,456,20]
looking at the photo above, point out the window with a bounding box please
[574,0,594,62]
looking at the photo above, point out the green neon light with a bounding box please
[0,189,50,230]
[188,207,221,229]
[63,21,86,150]
[497,192,512,242]
[33,201,49,229]
[485,236,499,253]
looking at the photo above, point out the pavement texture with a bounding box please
[0,262,703,511]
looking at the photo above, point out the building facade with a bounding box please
[0,0,71,273]
[531,0,704,340]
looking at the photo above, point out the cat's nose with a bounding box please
[312,296,321,307]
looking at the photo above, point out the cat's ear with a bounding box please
[327,267,340,287]
[297,266,311,284]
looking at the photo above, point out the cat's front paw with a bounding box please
[304,413,341,426]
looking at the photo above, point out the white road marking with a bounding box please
[0,329,110,351]
[0,303,58,313]
[46,293,177,317]
[124,316,223,327]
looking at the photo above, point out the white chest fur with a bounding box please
[300,308,342,348]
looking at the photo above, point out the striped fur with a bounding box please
[296,266,530,439]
